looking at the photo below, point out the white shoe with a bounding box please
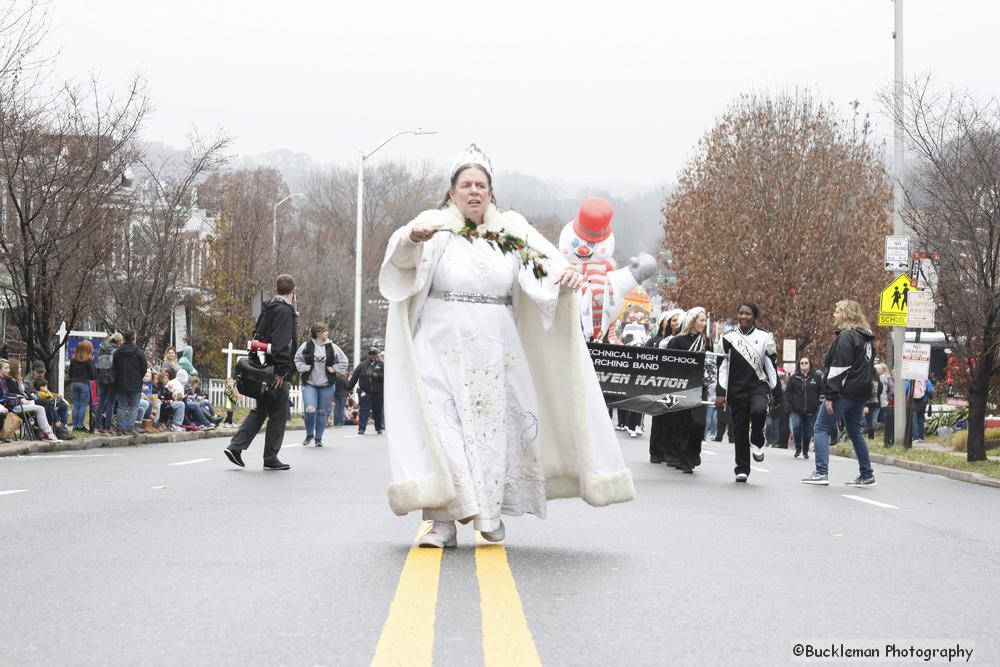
[751,444,765,462]
[418,521,457,548]
[480,521,505,543]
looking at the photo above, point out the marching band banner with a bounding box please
[587,343,706,415]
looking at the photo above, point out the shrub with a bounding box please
[950,428,1000,453]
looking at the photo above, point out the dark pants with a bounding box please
[712,404,730,442]
[777,411,790,447]
[791,410,815,455]
[649,412,668,461]
[229,383,290,463]
[359,391,384,433]
[625,410,643,431]
[729,388,769,475]
[912,398,927,439]
[672,406,704,470]
[98,383,116,430]
[884,405,895,445]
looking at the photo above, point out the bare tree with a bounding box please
[292,160,440,359]
[196,167,291,374]
[889,76,1000,462]
[0,73,150,368]
[663,92,890,362]
[96,132,231,347]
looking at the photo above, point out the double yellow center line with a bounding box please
[371,522,542,666]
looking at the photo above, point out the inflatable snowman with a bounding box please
[558,196,657,341]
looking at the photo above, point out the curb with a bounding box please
[835,449,1000,490]
[0,426,304,458]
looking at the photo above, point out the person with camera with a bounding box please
[224,274,298,471]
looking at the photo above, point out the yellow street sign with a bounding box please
[878,274,912,327]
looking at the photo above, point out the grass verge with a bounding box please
[833,440,1000,480]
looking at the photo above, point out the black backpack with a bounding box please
[95,348,116,385]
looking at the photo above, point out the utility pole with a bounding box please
[891,0,906,445]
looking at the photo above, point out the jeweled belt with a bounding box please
[429,289,512,306]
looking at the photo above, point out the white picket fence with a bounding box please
[206,378,304,414]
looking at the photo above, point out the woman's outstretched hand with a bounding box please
[555,266,582,290]
[408,221,437,243]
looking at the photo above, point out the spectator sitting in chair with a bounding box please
[172,369,214,430]
[31,377,72,440]
[0,359,61,442]
[185,377,221,425]
[28,360,70,438]
[155,371,186,431]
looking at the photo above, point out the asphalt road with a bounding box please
[1,425,997,666]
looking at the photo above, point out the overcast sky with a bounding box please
[45,0,1000,194]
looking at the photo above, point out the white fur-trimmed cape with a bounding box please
[378,203,635,516]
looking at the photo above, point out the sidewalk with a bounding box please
[0,426,299,458]
[835,439,1000,490]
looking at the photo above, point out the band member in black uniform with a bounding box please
[665,307,712,473]
[715,302,782,483]
[647,308,684,465]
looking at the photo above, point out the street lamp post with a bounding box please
[273,193,304,265]
[353,128,436,369]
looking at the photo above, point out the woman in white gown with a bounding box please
[379,145,635,547]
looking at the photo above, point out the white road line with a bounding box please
[842,494,899,509]
[702,450,718,456]
[0,490,29,496]
[751,466,769,473]
[152,486,167,490]
[169,458,213,466]
[344,435,360,439]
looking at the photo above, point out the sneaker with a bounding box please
[376,430,383,435]
[263,459,291,471]
[681,466,694,474]
[419,521,457,548]
[794,451,801,458]
[845,475,877,487]
[615,425,626,431]
[302,436,313,447]
[314,440,323,447]
[357,430,365,435]
[650,456,664,464]
[480,520,505,543]
[804,453,810,459]
[628,429,637,438]
[751,444,765,462]
[42,432,62,443]
[223,448,245,468]
[801,471,829,485]
[735,472,748,483]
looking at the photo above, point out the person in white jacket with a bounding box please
[378,144,635,548]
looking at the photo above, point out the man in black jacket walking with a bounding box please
[112,331,149,435]
[225,274,298,470]
[348,348,384,435]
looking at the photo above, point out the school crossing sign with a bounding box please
[878,274,912,327]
